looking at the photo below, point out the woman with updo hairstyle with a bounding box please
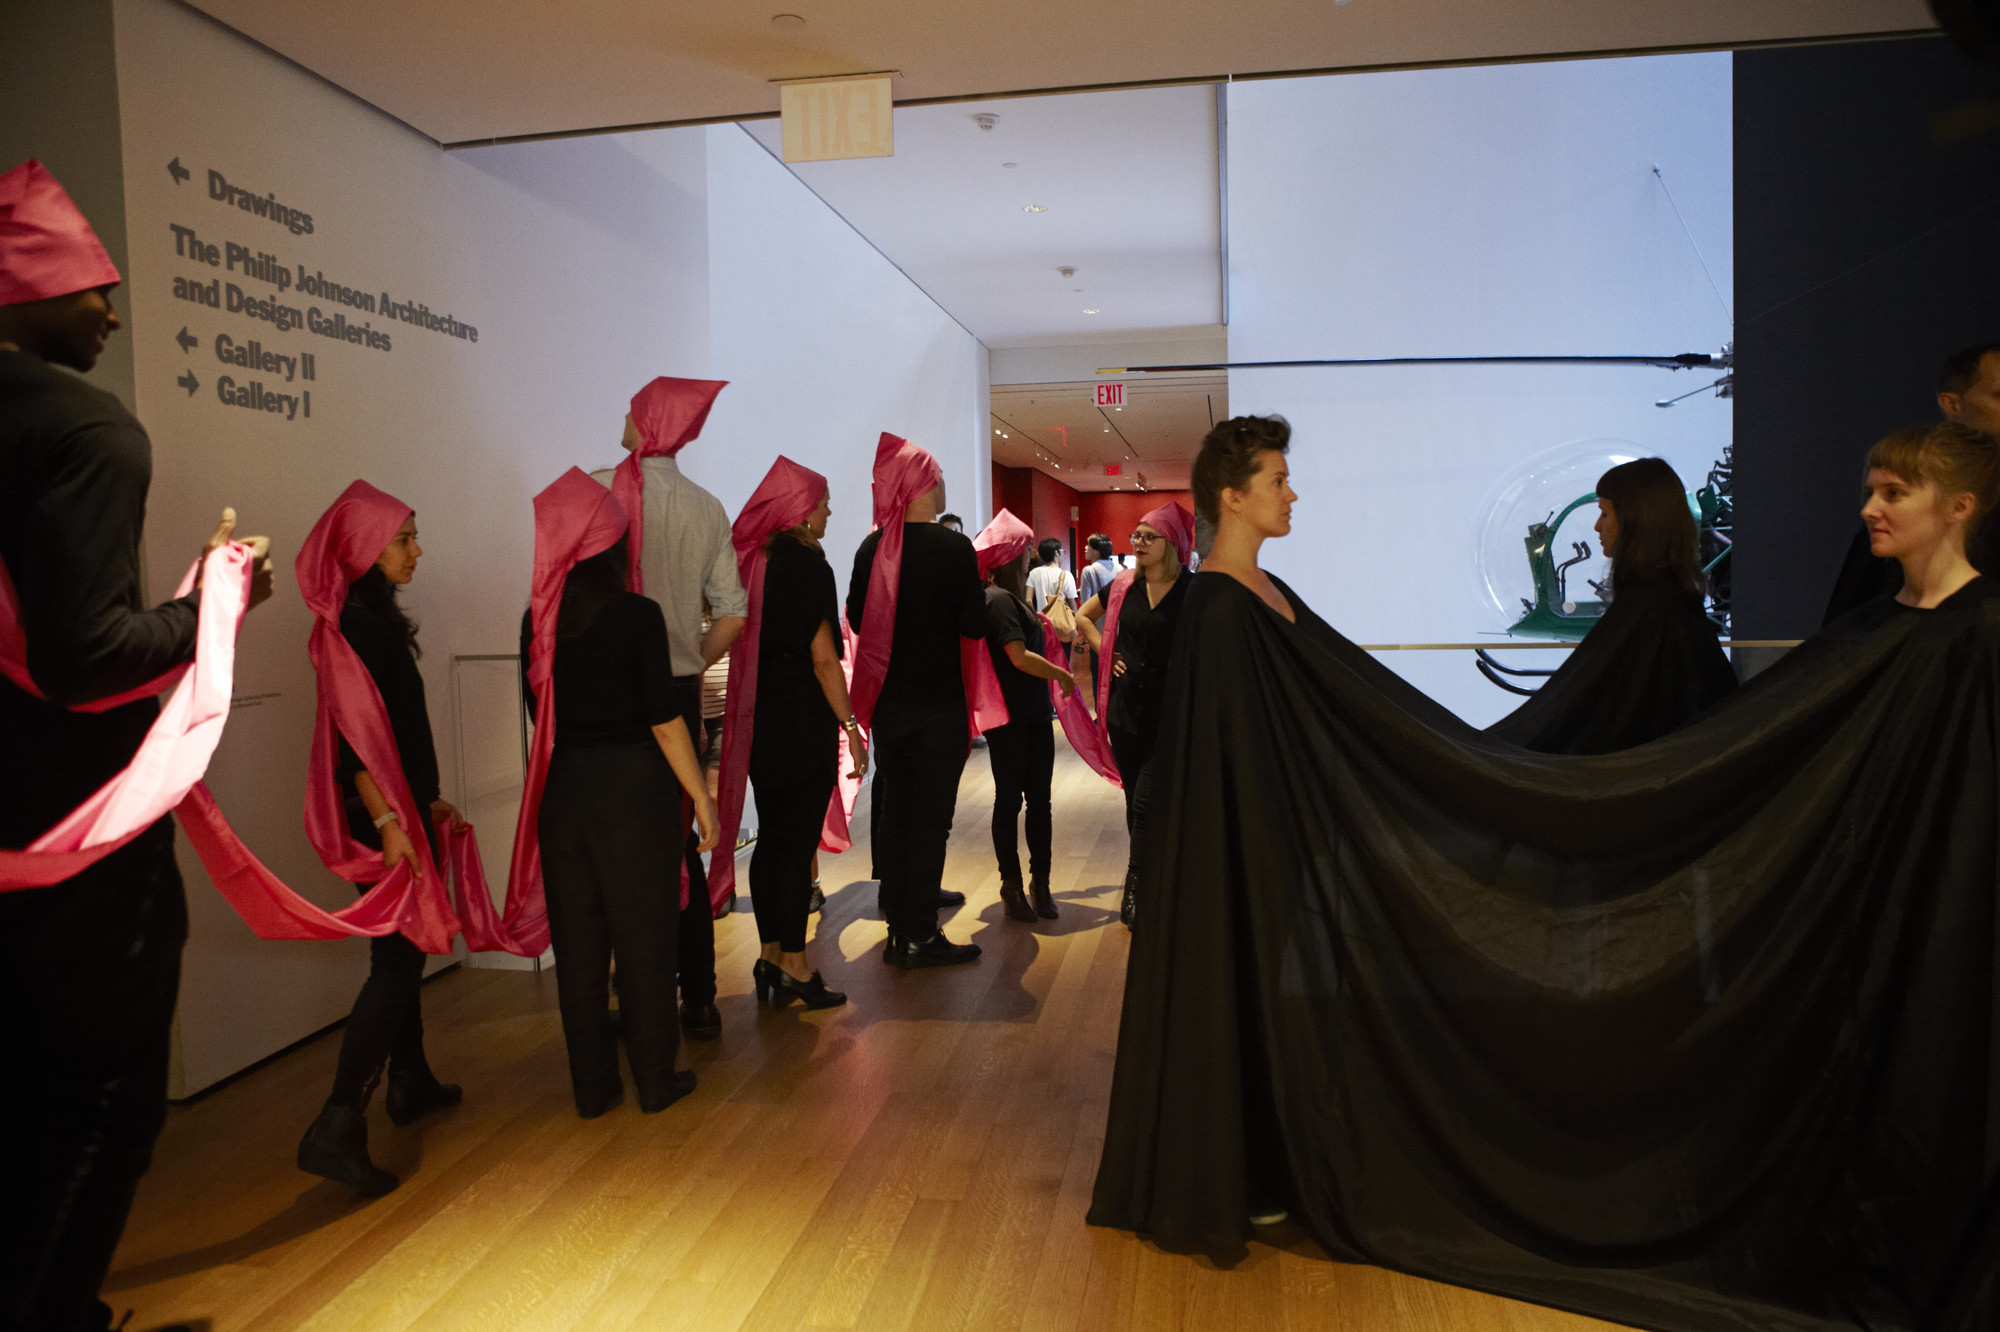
[1488,456,1737,754]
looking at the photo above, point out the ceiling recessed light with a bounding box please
[1002,161,1018,169]
[1024,204,1048,213]
[771,12,805,27]
[1083,308,1100,314]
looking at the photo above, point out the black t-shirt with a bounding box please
[520,592,681,750]
[334,593,440,843]
[1107,573,1190,738]
[845,522,990,713]
[983,585,1050,725]
[755,534,842,754]
[0,350,199,848]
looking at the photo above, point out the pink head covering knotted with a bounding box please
[296,481,463,953]
[1096,501,1196,739]
[609,376,729,593]
[968,510,1121,785]
[847,433,945,729]
[507,469,631,942]
[0,160,121,306]
[709,456,828,904]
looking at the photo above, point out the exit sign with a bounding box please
[780,74,895,163]
[1105,463,1122,476]
[1095,382,1124,408]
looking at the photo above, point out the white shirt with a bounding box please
[591,455,747,677]
[1026,562,1077,610]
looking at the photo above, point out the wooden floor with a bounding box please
[110,740,1628,1332]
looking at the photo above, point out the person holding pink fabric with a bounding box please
[519,471,719,1118]
[1077,502,1194,929]
[294,492,464,1195]
[0,160,274,1332]
[845,434,991,968]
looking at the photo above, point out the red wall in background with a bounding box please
[1074,490,1196,560]
[1027,469,1082,562]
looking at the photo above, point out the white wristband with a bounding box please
[373,810,399,830]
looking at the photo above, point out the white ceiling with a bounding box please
[185,0,1932,146]
[741,86,1222,346]
[992,376,1223,492]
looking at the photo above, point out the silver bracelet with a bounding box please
[372,810,399,829]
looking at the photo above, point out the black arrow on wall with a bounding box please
[175,327,197,353]
[167,157,190,185]
[177,371,198,396]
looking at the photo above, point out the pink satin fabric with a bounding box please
[1094,501,1195,735]
[509,468,632,929]
[0,159,122,306]
[608,376,728,593]
[967,511,1120,786]
[819,615,864,854]
[709,455,829,904]
[847,433,943,730]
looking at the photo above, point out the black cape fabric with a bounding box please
[1087,570,2000,1332]
[1488,578,1739,755]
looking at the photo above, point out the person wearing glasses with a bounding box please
[1076,503,1194,927]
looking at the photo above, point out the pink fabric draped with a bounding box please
[295,482,469,954]
[819,615,862,854]
[965,511,1120,785]
[847,432,943,729]
[608,376,728,593]
[509,468,632,929]
[0,159,122,306]
[709,455,828,905]
[1094,501,1195,735]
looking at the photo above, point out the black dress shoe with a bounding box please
[577,1086,625,1119]
[639,1068,697,1114]
[754,958,848,1009]
[1029,874,1060,920]
[883,931,981,969]
[808,880,825,914]
[385,1067,463,1126]
[999,877,1036,922]
[936,888,966,908]
[1120,868,1138,929]
[681,1000,722,1039]
[298,1105,399,1194]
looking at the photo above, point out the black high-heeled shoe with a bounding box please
[754,958,847,1010]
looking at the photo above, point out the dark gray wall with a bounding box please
[0,0,134,411]
[1733,35,2000,639]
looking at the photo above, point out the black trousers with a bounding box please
[749,722,838,952]
[985,716,1053,882]
[1109,725,1155,881]
[871,700,969,939]
[539,742,683,1111]
[669,676,716,1008]
[0,821,185,1332]
[330,891,432,1107]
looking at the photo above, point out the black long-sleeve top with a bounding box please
[845,522,989,713]
[333,591,440,847]
[0,350,199,848]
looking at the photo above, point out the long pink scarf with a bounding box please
[819,614,863,853]
[507,468,631,936]
[1095,502,1195,740]
[710,455,829,903]
[608,376,728,594]
[967,511,1121,785]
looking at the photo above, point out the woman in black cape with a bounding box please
[1088,416,2000,1332]
[1488,457,1737,754]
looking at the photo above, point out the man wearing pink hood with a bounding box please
[0,160,273,1332]
[592,376,745,1038]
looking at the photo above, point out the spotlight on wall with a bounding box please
[1024,204,1048,213]
[1083,308,1100,314]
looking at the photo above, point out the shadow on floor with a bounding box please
[104,1177,385,1291]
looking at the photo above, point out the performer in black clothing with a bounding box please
[1091,415,2000,1331]
[296,514,463,1194]
[846,449,990,968]
[522,539,719,1116]
[1822,341,2000,623]
[0,160,273,1332]
[983,546,1078,923]
[1489,458,1737,754]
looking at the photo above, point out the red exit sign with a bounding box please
[1105,463,1122,476]
[1095,382,1124,408]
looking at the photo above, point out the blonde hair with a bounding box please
[1866,423,2000,534]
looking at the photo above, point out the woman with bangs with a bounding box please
[1859,422,1996,611]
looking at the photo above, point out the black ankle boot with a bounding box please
[1119,869,1137,929]
[999,876,1035,921]
[385,1067,463,1126]
[298,1104,398,1194]
[1029,875,1059,920]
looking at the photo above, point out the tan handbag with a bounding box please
[1042,591,1079,643]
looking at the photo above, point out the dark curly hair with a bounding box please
[1192,415,1291,525]
[346,566,420,659]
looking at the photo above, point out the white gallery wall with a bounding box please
[105,0,982,1093]
[1226,54,1734,725]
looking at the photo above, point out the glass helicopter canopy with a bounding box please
[1474,439,1645,639]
